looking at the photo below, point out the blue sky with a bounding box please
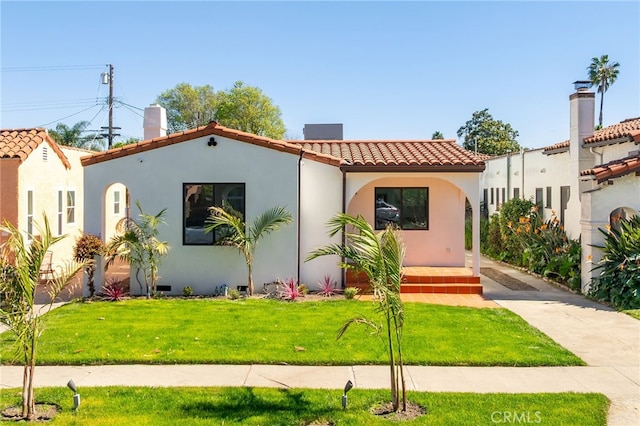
[1,1,638,149]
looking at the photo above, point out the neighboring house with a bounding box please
[0,128,89,270]
[82,110,485,296]
[480,83,640,292]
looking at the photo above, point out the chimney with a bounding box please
[143,104,167,140]
[569,81,596,199]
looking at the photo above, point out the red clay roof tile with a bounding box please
[0,128,71,168]
[580,153,640,183]
[584,117,640,145]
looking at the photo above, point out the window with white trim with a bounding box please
[27,190,34,240]
[57,190,63,235]
[114,191,121,215]
[67,190,76,224]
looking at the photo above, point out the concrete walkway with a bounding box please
[1,255,638,425]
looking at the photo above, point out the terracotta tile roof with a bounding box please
[584,117,640,145]
[0,128,71,168]
[580,153,640,183]
[81,122,344,167]
[543,140,569,155]
[296,139,485,171]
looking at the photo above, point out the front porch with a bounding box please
[346,266,482,295]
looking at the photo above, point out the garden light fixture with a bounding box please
[67,379,80,412]
[342,380,353,409]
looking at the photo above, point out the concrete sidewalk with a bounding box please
[1,255,638,425]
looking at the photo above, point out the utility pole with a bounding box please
[101,64,120,148]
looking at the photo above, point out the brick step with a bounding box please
[347,282,483,295]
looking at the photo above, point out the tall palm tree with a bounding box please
[205,205,293,296]
[588,55,620,128]
[306,213,408,412]
[0,215,86,420]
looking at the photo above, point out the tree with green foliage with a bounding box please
[306,214,408,413]
[49,121,104,151]
[457,109,521,155]
[0,215,87,420]
[156,81,287,138]
[205,205,293,296]
[588,55,620,128]
[216,81,286,139]
[156,83,218,134]
[104,201,170,298]
[112,137,141,149]
[431,131,444,139]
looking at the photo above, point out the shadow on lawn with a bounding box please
[181,387,339,424]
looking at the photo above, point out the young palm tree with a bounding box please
[306,213,408,412]
[104,200,170,298]
[205,205,293,296]
[588,55,620,128]
[0,216,86,420]
[48,121,104,151]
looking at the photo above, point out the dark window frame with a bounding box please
[183,182,246,246]
[374,187,429,231]
[535,188,543,210]
[546,186,552,208]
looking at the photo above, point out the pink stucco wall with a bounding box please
[347,176,467,267]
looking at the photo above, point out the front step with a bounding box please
[347,282,483,295]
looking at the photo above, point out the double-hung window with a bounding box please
[57,190,63,235]
[183,183,245,245]
[66,190,76,224]
[27,190,34,240]
[374,187,428,230]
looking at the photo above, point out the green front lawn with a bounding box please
[0,387,609,425]
[1,299,582,366]
[624,309,640,320]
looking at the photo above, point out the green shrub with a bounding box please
[499,198,535,264]
[343,287,358,299]
[227,289,241,300]
[183,286,193,297]
[590,216,640,309]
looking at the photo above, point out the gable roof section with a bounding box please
[543,140,569,155]
[0,128,71,168]
[580,153,640,183]
[297,139,485,172]
[81,121,344,167]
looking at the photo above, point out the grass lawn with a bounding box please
[1,299,582,366]
[0,387,609,425]
[623,309,640,320]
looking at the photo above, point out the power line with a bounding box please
[0,64,105,72]
[36,104,104,128]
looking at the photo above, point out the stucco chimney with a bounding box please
[143,104,167,140]
[569,81,596,200]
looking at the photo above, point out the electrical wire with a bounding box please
[0,64,105,72]
[36,104,104,128]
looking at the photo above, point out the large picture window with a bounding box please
[183,183,245,245]
[375,187,428,230]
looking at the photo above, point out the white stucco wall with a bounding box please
[580,173,640,292]
[298,158,343,289]
[18,144,86,269]
[481,149,581,239]
[84,135,301,295]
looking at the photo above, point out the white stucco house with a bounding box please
[480,82,640,292]
[82,106,486,296]
[0,128,91,269]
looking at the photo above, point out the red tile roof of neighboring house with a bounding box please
[584,117,640,145]
[81,121,344,167]
[544,117,640,155]
[296,139,485,172]
[0,128,71,168]
[580,153,640,183]
[82,122,485,172]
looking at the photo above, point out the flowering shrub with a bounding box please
[319,275,339,297]
[508,207,581,290]
[278,277,303,301]
[590,215,640,309]
[73,233,105,297]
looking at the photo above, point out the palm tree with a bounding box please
[0,215,86,420]
[49,121,104,151]
[205,205,293,296]
[588,55,620,128]
[431,131,444,139]
[306,213,408,412]
[104,201,170,298]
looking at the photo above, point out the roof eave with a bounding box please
[340,164,486,173]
